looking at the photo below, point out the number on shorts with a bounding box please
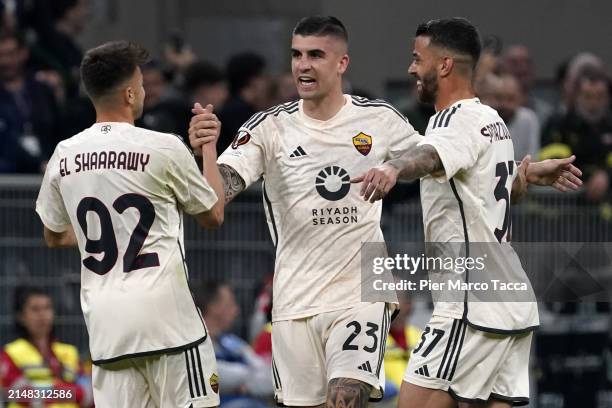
[342,321,379,353]
[412,326,445,357]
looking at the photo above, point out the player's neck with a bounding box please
[95,110,135,125]
[302,90,346,121]
[434,81,476,112]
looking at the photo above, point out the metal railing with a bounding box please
[0,176,610,354]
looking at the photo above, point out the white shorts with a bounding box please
[272,302,393,406]
[92,340,220,408]
[404,315,532,406]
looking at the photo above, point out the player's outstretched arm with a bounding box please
[512,155,582,204]
[190,103,225,229]
[351,145,444,203]
[511,155,531,204]
[189,103,246,205]
[43,225,77,248]
[526,155,583,192]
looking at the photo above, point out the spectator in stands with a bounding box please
[218,52,271,152]
[0,0,16,32]
[489,73,541,159]
[162,29,196,88]
[541,67,611,202]
[502,44,553,122]
[183,60,229,112]
[135,60,189,138]
[0,31,61,173]
[558,52,605,115]
[474,34,502,103]
[197,281,274,408]
[0,285,92,407]
[32,0,87,99]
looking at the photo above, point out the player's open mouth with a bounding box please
[298,77,317,89]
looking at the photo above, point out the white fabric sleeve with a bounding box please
[217,127,267,188]
[418,114,485,181]
[385,113,424,160]
[166,139,218,215]
[35,147,70,232]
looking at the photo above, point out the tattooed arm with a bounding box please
[351,144,445,203]
[387,144,444,181]
[219,164,246,204]
[327,378,371,408]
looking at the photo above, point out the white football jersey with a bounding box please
[36,122,218,364]
[218,95,421,321]
[418,98,539,333]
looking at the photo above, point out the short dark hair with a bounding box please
[52,0,79,21]
[80,41,149,99]
[226,52,266,96]
[416,17,481,67]
[293,15,348,43]
[195,280,226,314]
[14,285,52,339]
[184,60,225,92]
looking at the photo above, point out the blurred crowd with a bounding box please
[0,0,301,174]
[0,1,609,207]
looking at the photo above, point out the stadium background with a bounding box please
[1,0,612,407]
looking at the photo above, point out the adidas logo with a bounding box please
[357,361,373,373]
[414,365,430,377]
[289,146,307,158]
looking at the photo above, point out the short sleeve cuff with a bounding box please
[417,139,457,182]
[182,191,218,215]
[35,205,70,233]
[217,154,255,187]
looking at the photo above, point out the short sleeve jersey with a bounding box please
[36,122,218,364]
[418,98,539,333]
[218,95,422,321]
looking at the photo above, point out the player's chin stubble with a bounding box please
[418,70,438,105]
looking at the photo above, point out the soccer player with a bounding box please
[190,16,423,407]
[36,41,224,407]
[352,18,583,407]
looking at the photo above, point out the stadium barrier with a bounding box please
[1,176,610,348]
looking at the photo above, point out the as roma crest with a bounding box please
[352,132,372,156]
[209,373,219,394]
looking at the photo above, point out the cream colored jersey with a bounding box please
[36,122,218,364]
[218,95,421,321]
[418,98,539,333]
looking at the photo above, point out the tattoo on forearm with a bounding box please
[326,378,371,408]
[388,144,444,181]
[219,164,245,204]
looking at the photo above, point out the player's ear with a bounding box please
[125,86,135,105]
[338,53,349,75]
[439,56,454,78]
